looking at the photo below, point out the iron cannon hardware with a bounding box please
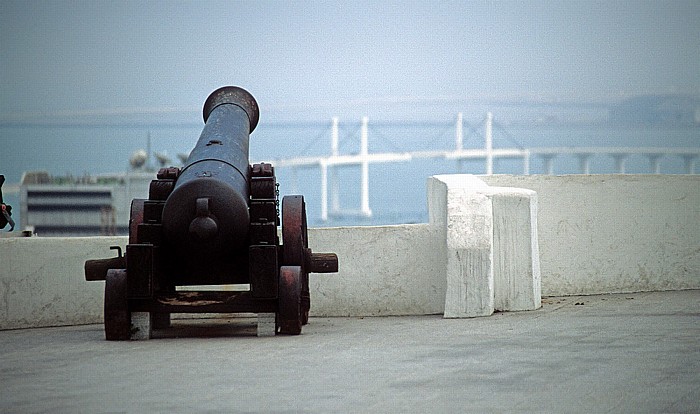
[85,86,338,339]
[0,175,15,232]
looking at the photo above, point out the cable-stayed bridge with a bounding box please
[263,114,699,221]
[4,114,697,224]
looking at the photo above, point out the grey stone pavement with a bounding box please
[1,290,698,413]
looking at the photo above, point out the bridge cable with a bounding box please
[337,122,361,151]
[434,121,457,149]
[367,124,405,153]
[463,121,482,147]
[294,122,333,157]
[493,120,525,150]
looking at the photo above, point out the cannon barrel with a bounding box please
[161,86,259,257]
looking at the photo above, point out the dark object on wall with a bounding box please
[0,175,15,231]
[85,87,338,339]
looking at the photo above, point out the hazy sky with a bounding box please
[1,0,699,120]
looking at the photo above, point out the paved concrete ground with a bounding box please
[1,290,698,413]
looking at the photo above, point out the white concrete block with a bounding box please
[445,248,493,318]
[130,312,152,340]
[257,313,276,337]
[445,192,494,317]
[428,174,488,228]
[429,175,495,318]
[428,175,541,318]
[491,188,541,311]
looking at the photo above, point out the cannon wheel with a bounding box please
[278,266,302,335]
[282,195,310,325]
[104,269,130,340]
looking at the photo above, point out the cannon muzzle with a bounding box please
[203,86,259,131]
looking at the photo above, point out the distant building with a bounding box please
[20,171,152,236]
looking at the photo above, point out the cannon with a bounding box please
[85,86,338,339]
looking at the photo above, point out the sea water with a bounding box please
[1,120,698,228]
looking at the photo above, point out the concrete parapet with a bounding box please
[0,236,122,329]
[2,174,697,330]
[481,174,700,296]
[308,224,445,317]
[0,225,447,330]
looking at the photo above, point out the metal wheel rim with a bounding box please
[282,195,310,324]
[282,195,308,266]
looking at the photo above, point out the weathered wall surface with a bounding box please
[0,236,122,329]
[481,174,700,296]
[1,174,698,329]
[0,226,445,329]
[308,224,445,317]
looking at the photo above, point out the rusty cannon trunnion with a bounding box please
[85,86,338,339]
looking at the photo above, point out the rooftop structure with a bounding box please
[19,170,152,236]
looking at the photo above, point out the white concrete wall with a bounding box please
[308,224,445,317]
[2,174,698,330]
[0,236,122,329]
[481,174,700,296]
[0,226,446,330]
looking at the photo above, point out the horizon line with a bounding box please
[3,91,699,122]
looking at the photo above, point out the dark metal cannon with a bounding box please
[85,86,338,339]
